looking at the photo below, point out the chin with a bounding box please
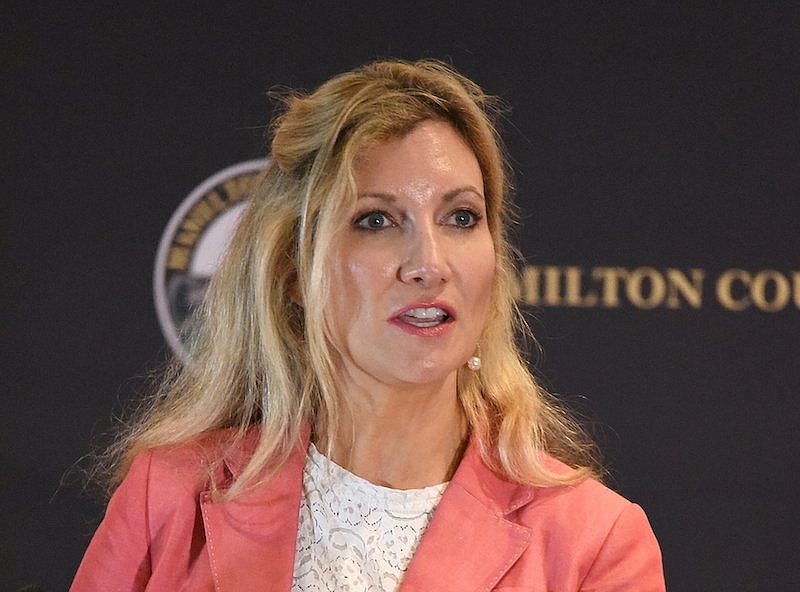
[391,359,462,385]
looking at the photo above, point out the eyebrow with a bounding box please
[357,186,485,202]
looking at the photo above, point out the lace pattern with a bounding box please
[291,444,447,591]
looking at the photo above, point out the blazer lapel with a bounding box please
[200,431,309,591]
[197,430,534,591]
[399,438,534,592]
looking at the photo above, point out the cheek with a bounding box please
[343,255,396,300]
[470,246,497,316]
[347,258,396,283]
[473,241,496,289]
[329,248,397,334]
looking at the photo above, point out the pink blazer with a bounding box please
[71,431,665,591]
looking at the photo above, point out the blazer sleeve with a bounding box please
[579,503,666,592]
[70,452,154,592]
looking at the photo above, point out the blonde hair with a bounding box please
[104,59,599,498]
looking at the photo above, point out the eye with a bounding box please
[446,208,481,228]
[354,210,394,230]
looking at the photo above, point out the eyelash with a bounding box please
[353,208,483,231]
[353,211,396,230]
[445,209,482,228]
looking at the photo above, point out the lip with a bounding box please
[389,301,456,336]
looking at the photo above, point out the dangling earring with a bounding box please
[467,345,482,371]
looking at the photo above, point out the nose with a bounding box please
[398,224,451,287]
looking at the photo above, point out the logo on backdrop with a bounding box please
[154,160,267,359]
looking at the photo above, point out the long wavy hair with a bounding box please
[103,59,599,499]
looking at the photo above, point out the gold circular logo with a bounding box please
[153,160,266,359]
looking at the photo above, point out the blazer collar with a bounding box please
[399,435,534,591]
[199,428,535,592]
[199,427,311,591]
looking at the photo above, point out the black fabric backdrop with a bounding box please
[4,3,799,590]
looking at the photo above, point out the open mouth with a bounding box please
[397,307,452,328]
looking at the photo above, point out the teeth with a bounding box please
[401,307,450,327]
[405,307,446,319]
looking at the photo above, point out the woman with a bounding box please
[71,59,665,591]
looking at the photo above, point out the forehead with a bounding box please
[352,120,484,197]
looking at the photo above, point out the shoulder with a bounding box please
[515,471,665,590]
[527,470,632,526]
[515,456,654,548]
[444,446,664,589]
[71,434,237,590]
[106,429,261,528]
[124,428,259,499]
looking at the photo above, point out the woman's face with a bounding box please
[326,119,496,390]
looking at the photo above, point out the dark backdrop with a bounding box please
[4,3,799,590]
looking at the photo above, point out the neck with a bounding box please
[316,374,469,489]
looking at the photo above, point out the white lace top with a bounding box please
[291,444,447,591]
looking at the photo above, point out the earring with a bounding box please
[467,346,481,371]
